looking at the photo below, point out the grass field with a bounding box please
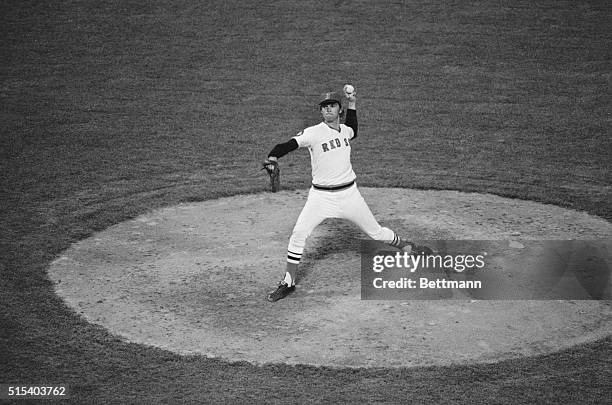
[1,0,611,403]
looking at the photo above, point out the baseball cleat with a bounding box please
[403,243,434,256]
[267,281,295,302]
[413,244,434,255]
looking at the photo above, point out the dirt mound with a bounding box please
[49,188,612,368]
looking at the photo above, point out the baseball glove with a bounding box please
[262,158,280,192]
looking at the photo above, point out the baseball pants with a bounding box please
[286,184,397,263]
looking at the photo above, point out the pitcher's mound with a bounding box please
[49,188,612,368]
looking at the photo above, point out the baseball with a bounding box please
[344,84,354,94]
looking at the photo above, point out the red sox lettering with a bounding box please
[321,137,350,152]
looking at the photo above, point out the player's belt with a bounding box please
[312,180,355,191]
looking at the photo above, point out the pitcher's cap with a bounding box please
[319,91,342,106]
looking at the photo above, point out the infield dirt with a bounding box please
[49,188,612,368]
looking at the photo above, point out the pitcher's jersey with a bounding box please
[293,122,356,186]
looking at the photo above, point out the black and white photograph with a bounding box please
[1,1,610,403]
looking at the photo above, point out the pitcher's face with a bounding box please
[320,102,340,122]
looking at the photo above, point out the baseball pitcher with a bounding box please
[263,85,432,302]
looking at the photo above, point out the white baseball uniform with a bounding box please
[285,119,399,266]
